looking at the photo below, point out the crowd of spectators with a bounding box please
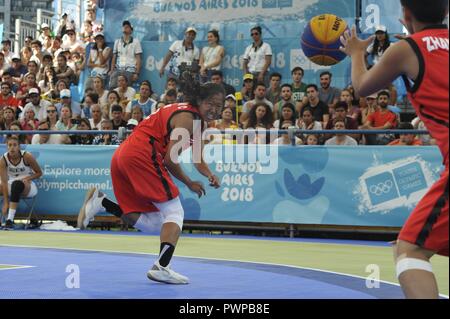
[0,12,431,147]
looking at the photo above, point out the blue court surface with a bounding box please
[0,245,406,299]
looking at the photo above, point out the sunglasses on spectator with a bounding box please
[251,32,260,36]
[47,110,56,113]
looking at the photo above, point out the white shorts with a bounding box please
[7,180,38,198]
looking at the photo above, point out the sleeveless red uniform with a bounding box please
[111,103,201,214]
[399,25,449,256]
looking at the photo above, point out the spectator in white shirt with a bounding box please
[199,30,225,83]
[243,26,272,86]
[109,20,143,89]
[325,119,358,146]
[159,27,200,79]
[21,88,52,121]
[114,74,136,109]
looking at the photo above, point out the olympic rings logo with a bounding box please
[369,180,394,196]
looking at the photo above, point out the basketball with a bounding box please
[301,14,349,66]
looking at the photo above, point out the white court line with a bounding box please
[0,264,35,271]
[0,244,448,299]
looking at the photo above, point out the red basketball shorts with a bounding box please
[110,138,180,215]
[398,166,449,256]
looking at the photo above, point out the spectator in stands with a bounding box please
[81,92,99,119]
[209,107,238,131]
[61,27,84,54]
[130,105,144,123]
[291,67,308,112]
[50,36,63,59]
[1,72,18,94]
[24,36,33,50]
[21,88,52,122]
[56,105,78,131]
[1,40,14,66]
[20,108,39,143]
[45,105,59,130]
[325,119,358,146]
[110,104,127,129]
[0,135,42,230]
[8,54,28,86]
[0,52,8,77]
[71,51,86,84]
[0,107,16,131]
[55,89,82,118]
[301,84,329,127]
[325,101,359,136]
[31,119,61,144]
[30,40,45,65]
[163,89,178,105]
[39,66,58,98]
[388,122,423,146]
[38,23,52,45]
[16,73,39,107]
[125,80,156,120]
[86,32,112,89]
[273,84,295,121]
[241,82,273,125]
[39,53,53,80]
[92,76,109,107]
[8,121,27,144]
[210,70,236,96]
[305,134,319,146]
[412,116,435,146]
[361,92,377,126]
[243,26,272,85]
[27,61,40,79]
[265,72,282,105]
[241,73,255,103]
[273,103,298,130]
[272,122,303,145]
[20,46,33,65]
[55,53,76,85]
[340,88,362,125]
[114,75,136,109]
[159,26,200,79]
[56,13,69,38]
[64,118,94,145]
[244,102,274,130]
[297,107,323,144]
[89,104,103,130]
[199,30,225,83]
[0,82,19,111]
[51,79,69,102]
[160,77,178,102]
[360,91,398,145]
[319,71,341,112]
[366,25,390,66]
[92,120,120,145]
[81,20,94,43]
[104,90,121,119]
[109,20,143,89]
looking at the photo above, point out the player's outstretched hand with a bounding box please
[188,181,206,198]
[208,175,220,188]
[339,25,375,57]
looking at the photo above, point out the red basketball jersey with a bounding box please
[122,103,202,156]
[403,25,449,166]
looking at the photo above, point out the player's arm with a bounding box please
[194,140,220,189]
[165,112,205,198]
[0,159,9,215]
[22,153,43,182]
[340,26,418,97]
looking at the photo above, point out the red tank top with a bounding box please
[121,103,202,156]
[403,25,449,165]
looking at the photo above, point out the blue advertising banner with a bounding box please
[0,144,443,227]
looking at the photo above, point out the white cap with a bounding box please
[60,89,71,98]
[375,25,387,33]
[28,88,40,95]
[41,23,50,29]
[11,53,21,61]
[127,119,139,127]
[225,94,236,101]
[185,27,197,34]
[93,32,104,38]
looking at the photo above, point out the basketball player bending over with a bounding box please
[340,0,448,298]
[78,82,224,284]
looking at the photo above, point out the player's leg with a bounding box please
[4,180,30,229]
[393,240,439,298]
[394,171,448,299]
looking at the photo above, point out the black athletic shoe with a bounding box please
[4,219,14,230]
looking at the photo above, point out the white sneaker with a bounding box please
[77,188,105,229]
[147,262,189,284]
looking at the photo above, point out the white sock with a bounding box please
[7,209,16,221]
